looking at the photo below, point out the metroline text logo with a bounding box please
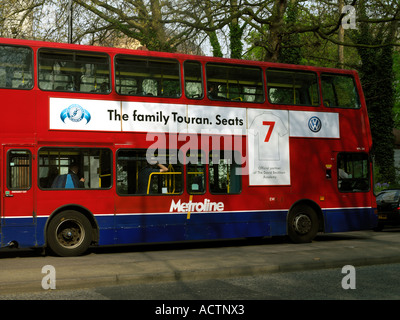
[169,199,224,213]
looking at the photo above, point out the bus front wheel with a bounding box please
[47,210,92,257]
[287,205,319,243]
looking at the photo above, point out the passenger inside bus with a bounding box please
[207,82,219,99]
[51,164,85,189]
[39,147,112,190]
[137,161,169,194]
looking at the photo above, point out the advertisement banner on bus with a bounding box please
[49,97,340,186]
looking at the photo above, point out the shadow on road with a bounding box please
[0,236,289,258]
[2,227,399,259]
[88,236,291,255]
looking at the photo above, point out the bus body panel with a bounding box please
[0,37,377,254]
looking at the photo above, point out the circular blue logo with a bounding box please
[308,116,322,133]
[60,104,91,124]
[67,104,85,122]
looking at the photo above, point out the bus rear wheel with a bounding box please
[47,210,92,257]
[287,205,319,243]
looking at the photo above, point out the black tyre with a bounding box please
[47,210,92,256]
[287,205,319,243]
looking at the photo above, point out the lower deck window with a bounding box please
[187,151,206,194]
[117,149,183,195]
[209,151,241,194]
[39,148,112,189]
[8,150,31,190]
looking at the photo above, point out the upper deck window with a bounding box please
[206,63,264,103]
[115,55,181,98]
[38,49,110,93]
[266,69,319,106]
[184,61,203,99]
[0,45,33,90]
[321,74,360,109]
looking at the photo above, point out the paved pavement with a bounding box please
[1,229,400,294]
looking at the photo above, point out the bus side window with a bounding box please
[337,153,370,192]
[115,55,181,98]
[39,148,112,189]
[206,63,264,103]
[38,49,110,94]
[184,61,204,99]
[266,69,319,106]
[321,74,360,109]
[187,151,206,194]
[0,45,33,90]
[117,149,183,195]
[209,151,241,194]
[8,150,31,190]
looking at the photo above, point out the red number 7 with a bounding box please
[263,121,275,142]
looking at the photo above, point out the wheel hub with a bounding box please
[61,228,74,240]
[293,214,312,234]
[56,219,84,248]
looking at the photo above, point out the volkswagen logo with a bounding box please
[308,116,322,133]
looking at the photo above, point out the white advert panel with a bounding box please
[289,111,340,138]
[49,98,341,187]
[247,109,290,186]
[50,97,121,132]
[50,98,247,135]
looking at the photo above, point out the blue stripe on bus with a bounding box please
[0,207,377,248]
[322,207,377,233]
[104,210,287,246]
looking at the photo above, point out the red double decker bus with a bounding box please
[0,37,377,256]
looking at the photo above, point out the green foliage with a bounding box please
[278,2,301,65]
[229,22,243,59]
[208,31,223,58]
[393,51,400,128]
[243,25,269,61]
[357,44,396,183]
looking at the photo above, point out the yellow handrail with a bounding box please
[147,172,182,194]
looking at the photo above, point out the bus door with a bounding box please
[1,146,36,247]
[336,152,370,194]
[328,151,374,232]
